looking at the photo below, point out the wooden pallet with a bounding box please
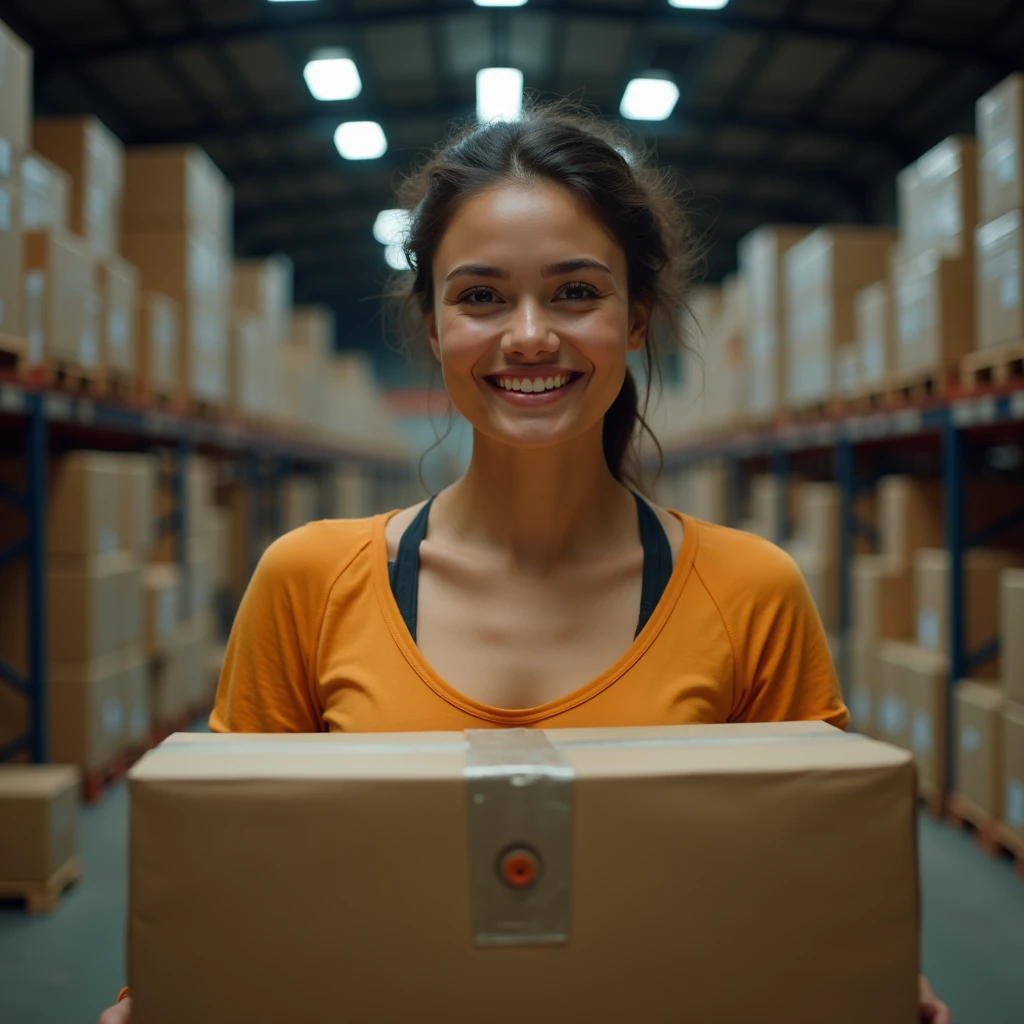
[946,793,1024,880]
[843,383,889,413]
[785,398,838,422]
[960,340,1024,391]
[26,359,105,394]
[102,368,138,400]
[886,366,958,405]
[0,855,83,913]
[0,332,27,373]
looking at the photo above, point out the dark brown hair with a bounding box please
[392,100,696,493]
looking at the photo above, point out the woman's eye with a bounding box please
[558,281,600,301]
[459,287,501,304]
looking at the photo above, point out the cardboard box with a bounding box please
[137,291,178,399]
[898,136,978,262]
[48,552,142,663]
[0,178,21,337]
[143,565,182,658]
[23,230,98,368]
[848,631,877,737]
[791,543,836,633]
[278,344,323,430]
[123,145,233,241]
[977,73,1024,223]
[32,116,124,258]
[97,254,138,377]
[891,249,974,375]
[835,343,859,399]
[119,453,157,558]
[784,227,896,406]
[878,476,944,572]
[21,152,69,231]
[49,451,123,557]
[913,547,1023,674]
[289,306,334,358]
[122,649,150,748]
[0,766,79,884]
[954,680,1005,818]
[232,256,294,349]
[686,463,728,525]
[852,555,913,646]
[855,281,892,388]
[878,640,913,750]
[228,314,269,417]
[283,476,319,534]
[185,536,212,620]
[204,506,229,592]
[739,226,810,418]
[127,724,919,1023]
[1002,569,1024,705]
[1003,701,1024,842]
[975,210,1023,351]
[0,20,31,156]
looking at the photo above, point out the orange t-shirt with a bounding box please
[210,509,849,733]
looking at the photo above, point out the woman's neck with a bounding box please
[434,423,638,573]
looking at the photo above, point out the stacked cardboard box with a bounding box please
[788,484,841,633]
[739,226,809,421]
[122,146,233,407]
[283,477,321,533]
[281,305,332,433]
[0,20,30,343]
[975,74,1024,352]
[783,228,896,408]
[332,464,376,520]
[136,292,179,401]
[324,351,410,459]
[21,152,68,234]
[999,570,1024,848]
[892,136,978,377]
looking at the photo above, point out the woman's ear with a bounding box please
[425,312,441,362]
[627,301,651,353]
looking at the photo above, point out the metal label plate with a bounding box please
[465,729,574,947]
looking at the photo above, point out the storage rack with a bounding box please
[662,378,1024,793]
[0,372,411,765]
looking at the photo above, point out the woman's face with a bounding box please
[427,180,648,451]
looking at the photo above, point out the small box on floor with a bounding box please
[127,723,919,1024]
[954,681,1005,819]
[0,765,79,885]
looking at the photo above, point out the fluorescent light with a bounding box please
[334,121,387,160]
[373,209,412,246]
[303,55,361,101]
[384,244,410,271]
[619,76,680,121]
[473,0,528,7]
[267,0,317,4]
[476,67,523,123]
[668,0,729,8]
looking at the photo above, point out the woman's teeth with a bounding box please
[494,374,573,393]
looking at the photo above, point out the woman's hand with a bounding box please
[920,976,950,1023]
[98,996,131,1023]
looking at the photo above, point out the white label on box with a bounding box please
[0,186,9,231]
[995,141,1017,186]
[918,609,940,651]
[100,526,118,554]
[912,711,933,753]
[1007,781,1024,830]
[0,138,10,179]
[960,726,982,753]
[1001,274,1020,310]
[103,698,124,737]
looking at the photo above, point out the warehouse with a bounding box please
[0,1,1023,1021]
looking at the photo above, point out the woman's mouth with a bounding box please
[484,371,584,403]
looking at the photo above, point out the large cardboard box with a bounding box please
[0,766,79,885]
[119,453,157,558]
[124,652,151,749]
[878,640,913,751]
[32,116,124,258]
[228,314,269,417]
[791,544,836,633]
[784,227,896,406]
[49,451,123,557]
[852,555,913,647]
[23,230,98,369]
[848,631,877,737]
[278,343,323,430]
[48,552,142,663]
[0,20,31,156]
[977,73,1024,223]
[123,145,233,242]
[96,254,138,377]
[289,305,334,358]
[1003,701,1024,843]
[127,724,919,1023]
[738,226,809,418]
[856,281,892,388]
[913,547,1023,673]
[878,476,944,572]
[143,565,182,658]
[1003,568,1024,705]
[954,680,1005,818]
[0,177,21,337]
[891,250,974,375]
[21,152,69,232]
[136,291,178,400]
[232,256,293,349]
[975,210,1023,351]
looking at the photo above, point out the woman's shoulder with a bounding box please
[256,515,380,585]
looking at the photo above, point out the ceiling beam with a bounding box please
[34,2,1019,75]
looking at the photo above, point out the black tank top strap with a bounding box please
[387,497,433,644]
[632,490,674,638]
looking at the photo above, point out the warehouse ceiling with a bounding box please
[3,0,1024,374]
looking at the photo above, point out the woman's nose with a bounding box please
[501,298,557,355]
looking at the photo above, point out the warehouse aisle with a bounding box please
[0,787,1021,1023]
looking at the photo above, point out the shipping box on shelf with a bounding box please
[289,305,334,358]
[332,464,373,521]
[0,175,21,339]
[0,19,31,156]
[977,73,1024,223]
[126,723,919,1024]
[228,314,269,418]
[143,565,182,659]
[783,227,896,407]
[877,476,944,572]
[232,256,294,349]
[974,210,1023,351]
[49,452,123,556]
[855,281,893,390]
[21,152,69,232]
[23,230,98,371]
[136,291,178,401]
[283,477,319,534]
[1002,568,1024,705]
[953,680,1005,819]
[848,631,876,736]
[1003,702,1024,845]
[32,117,124,258]
[0,766,79,886]
[739,226,809,419]
[96,254,138,379]
[852,555,914,646]
[119,454,157,558]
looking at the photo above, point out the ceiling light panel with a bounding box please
[476,67,524,123]
[619,77,680,121]
[303,55,361,101]
[334,121,388,160]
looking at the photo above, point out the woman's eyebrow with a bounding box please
[445,263,508,282]
[542,258,612,277]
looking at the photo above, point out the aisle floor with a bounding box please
[1,760,1023,1022]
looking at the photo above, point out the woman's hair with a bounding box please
[391,100,697,494]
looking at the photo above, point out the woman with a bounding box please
[103,105,948,1023]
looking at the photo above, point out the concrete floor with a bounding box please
[2,761,1023,1023]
